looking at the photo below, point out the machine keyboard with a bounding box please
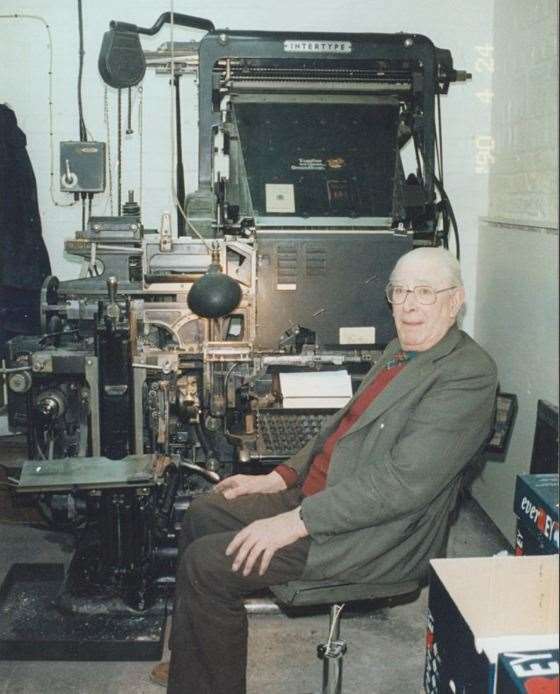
[256,410,333,458]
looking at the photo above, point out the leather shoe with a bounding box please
[149,661,169,688]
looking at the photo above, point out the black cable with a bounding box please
[413,135,424,186]
[77,0,87,141]
[431,45,444,187]
[434,132,441,186]
[412,131,460,258]
[436,90,444,187]
[174,75,186,237]
[433,176,460,259]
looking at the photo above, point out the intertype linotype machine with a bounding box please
[1,13,469,659]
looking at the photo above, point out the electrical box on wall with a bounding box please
[59,141,106,193]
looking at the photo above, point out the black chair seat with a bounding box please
[271,578,419,607]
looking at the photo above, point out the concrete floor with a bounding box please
[0,435,509,694]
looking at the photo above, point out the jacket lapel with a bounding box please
[339,326,463,439]
[319,338,402,430]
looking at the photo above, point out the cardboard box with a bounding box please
[496,650,559,693]
[513,474,559,556]
[424,556,559,693]
[514,523,555,558]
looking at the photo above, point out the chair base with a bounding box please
[270,579,420,693]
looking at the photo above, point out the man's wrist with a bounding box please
[267,470,289,491]
[272,464,298,489]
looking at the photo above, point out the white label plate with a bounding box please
[339,326,376,344]
[284,40,352,53]
[265,184,295,213]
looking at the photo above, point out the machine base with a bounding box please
[0,563,167,661]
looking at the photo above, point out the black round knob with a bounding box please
[187,264,242,319]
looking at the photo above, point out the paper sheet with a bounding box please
[279,370,352,409]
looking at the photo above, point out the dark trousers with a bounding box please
[167,488,311,694]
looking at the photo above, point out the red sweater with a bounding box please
[275,363,406,496]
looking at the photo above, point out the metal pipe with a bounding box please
[0,365,32,374]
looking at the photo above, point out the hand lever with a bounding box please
[105,276,120,323]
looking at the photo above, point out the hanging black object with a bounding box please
[174,75,186,237]
[187,253,242,319]
[98,25,146,89]
[98,13,214,89]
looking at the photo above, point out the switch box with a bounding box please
[60,141,106,193]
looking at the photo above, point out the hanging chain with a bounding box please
[126,86,133,135]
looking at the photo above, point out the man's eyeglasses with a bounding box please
[385,283,457,305]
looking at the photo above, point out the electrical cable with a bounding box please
[436,90,444,187]
[77,0,87,142]
[428,56,453,253]
[433,175,460,259]
[0,14,75,207]
[411,125,460,259]
[412,134,424,186]
[434,135,441,188]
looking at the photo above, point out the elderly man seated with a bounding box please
[152,247,497,694]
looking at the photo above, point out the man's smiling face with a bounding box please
[390,258,465,352]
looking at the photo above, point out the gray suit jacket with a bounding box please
[290,326,497,585]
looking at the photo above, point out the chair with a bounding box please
[270,579,420,694]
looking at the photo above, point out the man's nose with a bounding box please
[402,290,418,309]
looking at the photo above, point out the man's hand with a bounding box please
[213,471,287,500]
[225,508,308,576]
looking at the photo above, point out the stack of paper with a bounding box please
[279,370,352,409]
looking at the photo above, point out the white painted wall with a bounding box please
[0,0,494,334]
[472,0,559,541]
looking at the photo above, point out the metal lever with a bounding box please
[105,276,120,323]
[107,276,118,303]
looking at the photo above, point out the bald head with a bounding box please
[390,247,463,289]
[388,247,465,352]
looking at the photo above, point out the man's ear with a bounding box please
[450,286,465,318]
